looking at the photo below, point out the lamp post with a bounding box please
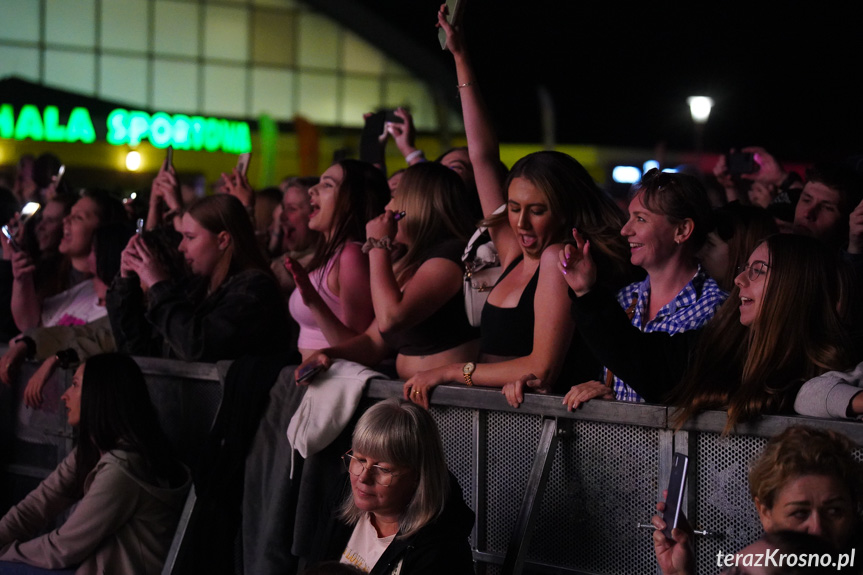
[687,96,713,154]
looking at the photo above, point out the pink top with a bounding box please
[288,248,347,350]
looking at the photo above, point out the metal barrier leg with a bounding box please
[161,485,197,575]
[501,416,562,575]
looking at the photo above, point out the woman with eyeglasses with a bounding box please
[560,169,727,411]
[305,398,474,574]
[561,233,853,431]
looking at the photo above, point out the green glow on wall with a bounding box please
[1,103,251,153]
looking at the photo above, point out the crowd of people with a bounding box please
[2,3,863,574]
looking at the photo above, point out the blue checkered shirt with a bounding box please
[608,266,727,402]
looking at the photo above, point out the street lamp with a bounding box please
[687,96,714,124]
[686,96,714,153]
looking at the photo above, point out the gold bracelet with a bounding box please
[457,81,475,89]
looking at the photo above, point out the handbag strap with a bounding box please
[463,203,506,263]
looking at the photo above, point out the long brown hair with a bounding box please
[306,160,390,276]
[185,194,270,291]
[487,151,635,289]
[710,203,779,291]
[388,162,474,284]
[671,234,851,431]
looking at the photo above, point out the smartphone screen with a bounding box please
[726,152,757,175]
[1,225,21,252]
[662,453,689,539]
[438,0,466,49]
[296,364,323,384]
[236,152,252,177]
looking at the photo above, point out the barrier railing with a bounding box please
[3,351,861,575]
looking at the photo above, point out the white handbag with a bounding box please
[462,205,504,327]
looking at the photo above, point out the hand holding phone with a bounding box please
[438,0,466,50]
[296,363,323,384]
[1,225,21,252]
[662,453,689,540]
[236,152,251,178]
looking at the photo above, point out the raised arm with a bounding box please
[365,213,463,333]
[10,249,41,330]
[146,165,183,231]
[438,5,519,259]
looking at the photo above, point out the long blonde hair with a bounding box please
[389,162,474,285]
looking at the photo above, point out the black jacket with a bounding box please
[106,269,290,361]
[570,287,699,403]
[307,472,476,575]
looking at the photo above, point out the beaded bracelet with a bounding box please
[362,236,394,253]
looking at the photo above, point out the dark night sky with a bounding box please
[358,0,862,163]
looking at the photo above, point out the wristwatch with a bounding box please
[462,362,476,387]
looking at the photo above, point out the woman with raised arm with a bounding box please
[108,193,289,361]
[402,6,633,408]
[561,232,853,430]
[0,353,190,574]
[10,190,126,331]
[561,169,727,410]
[293,161,480,381]
[286,160,389,360]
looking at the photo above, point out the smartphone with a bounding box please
[662,453,689,539]
[360,111,388,165]
[384,109,404,125]
[136,218,145,235]
[236,152,252,177]
[166,146,174,170]
[54,164,66,187]
[438,0,466,49]
[726,152,757,175]
[296,364,323,384]
[1,225,21,251]
[21,202,41,219]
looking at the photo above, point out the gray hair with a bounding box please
[340,398,449,538]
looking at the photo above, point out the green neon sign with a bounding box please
[107,109,251,153]
[1,103,252,154]
[0,104,96,143]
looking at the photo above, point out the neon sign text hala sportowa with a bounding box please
[0,104,252,153]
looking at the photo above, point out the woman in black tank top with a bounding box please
[402,12,633,409]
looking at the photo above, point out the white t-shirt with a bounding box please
[41,280,105,327]
[341,514,396,573]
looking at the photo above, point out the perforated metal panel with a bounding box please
[431,405,476,512]
[524,421,660,574]
[693,432,768,575]
[485,411,543,553]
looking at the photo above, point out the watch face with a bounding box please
[463,362,475,375]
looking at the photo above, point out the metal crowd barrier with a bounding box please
[2,351,862,575]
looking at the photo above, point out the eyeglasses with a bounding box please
[342,451,402,486]
[736,260,770,282]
